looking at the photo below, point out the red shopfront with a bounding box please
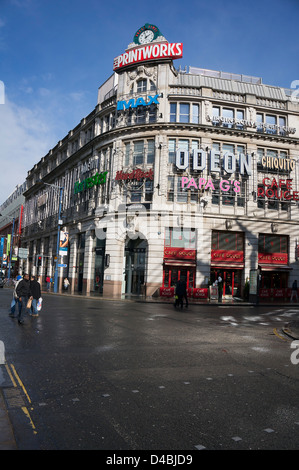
[211,231,244,297]
[160,247,196,297]
[258,234,291,299]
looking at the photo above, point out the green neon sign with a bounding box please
[74,171,108,195]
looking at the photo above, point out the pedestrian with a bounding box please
[46,276,51,292]
[9,275,22,317]
[291,280,298,302]
[29,275,42,317]
[175,278,188,309]
[217,275,223,302]
[63,277,70,291]
[16,273,31,324]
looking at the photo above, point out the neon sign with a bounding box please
[74,171,108,194]
[175,148,252,176]
[117,94,160,111]
[181,177,241,193]
[258,178,299,201]
[113,43,183,71]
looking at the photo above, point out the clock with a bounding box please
[138,29,155,44]
[133,24,162,45]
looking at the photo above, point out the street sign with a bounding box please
[18,248,29,259]
[58,264,67,268]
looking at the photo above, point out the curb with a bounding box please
[0,369,18,450]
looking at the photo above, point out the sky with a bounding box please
[0,0,298,205]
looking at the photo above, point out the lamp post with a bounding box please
[0,214,15,280]
[37,181,64,294]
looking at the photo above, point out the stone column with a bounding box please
[69,234,78,294]
[82,229,94,296]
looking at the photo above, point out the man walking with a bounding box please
[10,275,22,317]
[16,273,31,324]
[29,275,41,316]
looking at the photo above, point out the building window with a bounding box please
[179,103,190,123]
[133,141,144,165]
[147,140,155,164]
[167,176,174,201]
[212,231,244,251]
[165,227,196,249]
[137,79,147,93]
[212,105,245,129]
[124,140,155,167]
[170,103,177,122]
[256,113,288,135]
[192,104,199,124]
[258,234,288,254]
[169,102,200,124]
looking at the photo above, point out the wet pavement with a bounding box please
[0,288,299,451]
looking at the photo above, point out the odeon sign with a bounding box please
[175,148,252,175]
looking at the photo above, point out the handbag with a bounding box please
[37,297,43,311]
[26,298,32,309]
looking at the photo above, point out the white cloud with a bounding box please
[0,97,56,204]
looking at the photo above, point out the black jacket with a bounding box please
[175,280,187,296]
[30,280,41,300]
[16,279,31,298]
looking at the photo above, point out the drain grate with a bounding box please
[3,388,26,409]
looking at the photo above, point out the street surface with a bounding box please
[0,288,299,451]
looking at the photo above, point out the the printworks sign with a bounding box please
[113,23,183,71]
[74,171,108,194]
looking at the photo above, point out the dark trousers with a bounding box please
[11,298,21,316]
[18,297,30,322]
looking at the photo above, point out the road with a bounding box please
[0,288,299,451]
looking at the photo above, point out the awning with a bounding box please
[259,264,292,271]
[164,259,196,267]
[210,263,244,269]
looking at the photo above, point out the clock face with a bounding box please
[138,29,155,44]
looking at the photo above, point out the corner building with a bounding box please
[22,24,299,300]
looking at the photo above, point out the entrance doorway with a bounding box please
[211,268,242,297]
[124,238,147,295]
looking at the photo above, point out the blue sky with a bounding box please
[0,0,298,204]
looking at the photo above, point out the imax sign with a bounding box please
[117,94,161,111]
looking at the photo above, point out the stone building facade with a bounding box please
[21,24,299,300]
